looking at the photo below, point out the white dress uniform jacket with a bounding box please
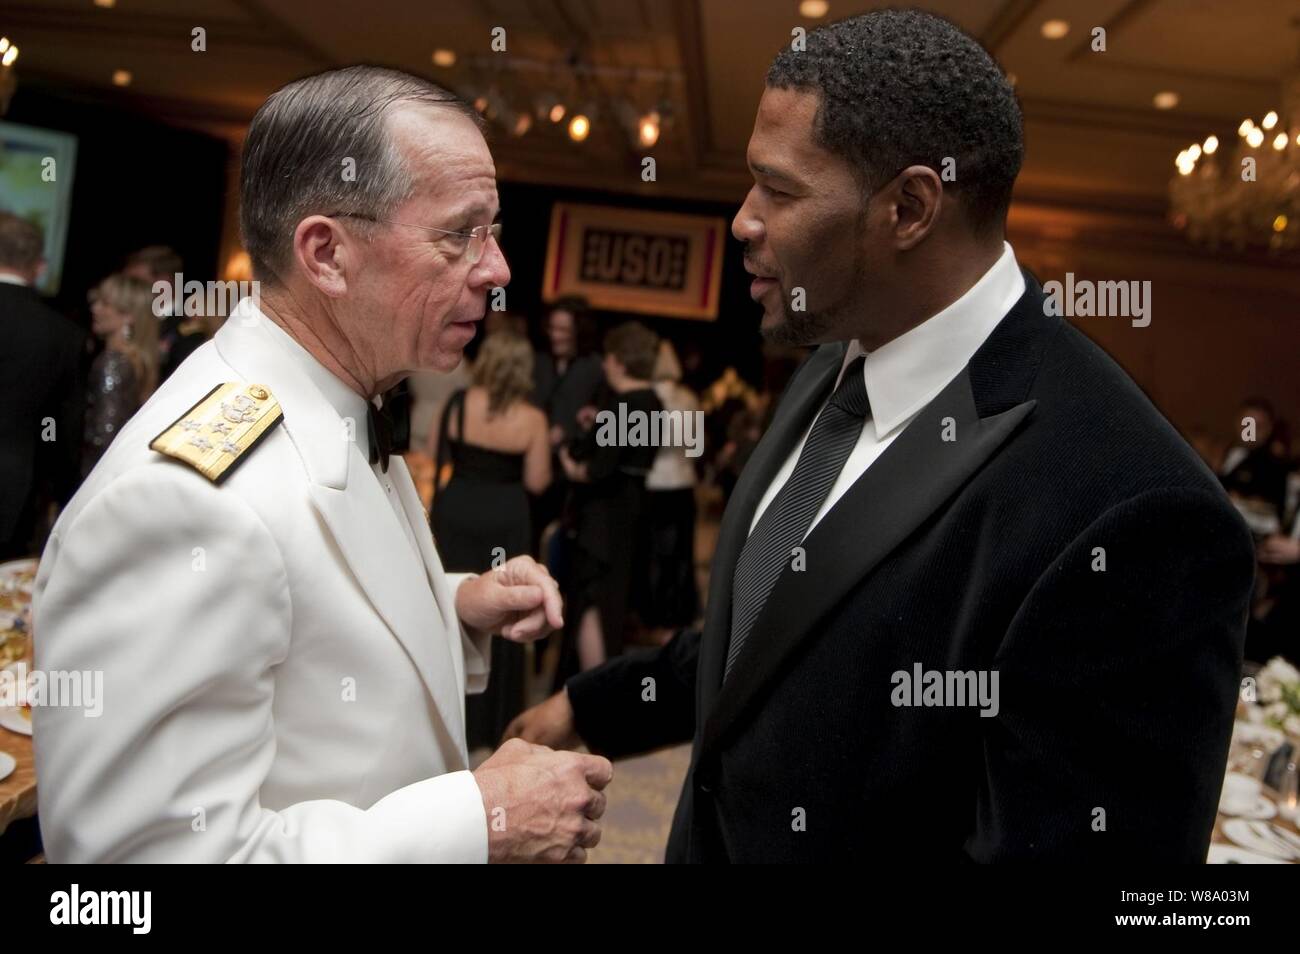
[33,298,493,862]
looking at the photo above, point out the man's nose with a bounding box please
[732,188,764,244]
[470,234,510,289]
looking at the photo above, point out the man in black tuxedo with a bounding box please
[0,212,84,559]
[507,9,1254,862]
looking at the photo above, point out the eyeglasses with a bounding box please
[328,213,502,264]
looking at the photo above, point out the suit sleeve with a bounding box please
[967,485,1254,862]
[34,466,488,863]
[36,322,85,504]
[566,626,700,758]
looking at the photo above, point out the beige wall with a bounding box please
[1009,200,1299,460]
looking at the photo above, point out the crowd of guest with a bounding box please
[1,211,222,559]
[1215,397,1300,667]
[425,299,716,747]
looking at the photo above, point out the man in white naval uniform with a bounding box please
[32,66,612,863]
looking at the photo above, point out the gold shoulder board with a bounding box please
[150,383,283,484]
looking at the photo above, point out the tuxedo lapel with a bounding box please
[700,366,1036,758]
[307,469,465,747]
[389,455,468,700]
[695,343,846,716]
[215,308,465,746]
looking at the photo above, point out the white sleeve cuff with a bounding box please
[367,769,489,863]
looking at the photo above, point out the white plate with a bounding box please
[1220,794,1278,820]
[1222,818,1299,860]
[0,707,31,736]
[0,751,14,782]
[1207,843,1289,864]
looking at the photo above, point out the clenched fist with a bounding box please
[455,555,563,641]
[472,738,613,863]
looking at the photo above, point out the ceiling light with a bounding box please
[1040,19,1069,39]
[637,111,661,149]
[1262,110,1278,130]
[431,49,456,68]
[1153,91,1178,110]
[568,114,590,142]
[799,0,829,18]
[112,69,131,86]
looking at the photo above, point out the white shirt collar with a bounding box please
[839,241,1026,439]
[255,306,374,458]
[0,272,30,287]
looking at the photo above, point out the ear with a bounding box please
[882,164,943,251]
[291,215,352,298]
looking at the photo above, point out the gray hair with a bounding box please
[239,65,482,283]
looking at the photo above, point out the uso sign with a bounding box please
[543,202,726,320]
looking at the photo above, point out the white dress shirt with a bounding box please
[750,242,1026,536]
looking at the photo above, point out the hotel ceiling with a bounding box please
[3,0,1297,213]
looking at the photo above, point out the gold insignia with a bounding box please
[150,383,282,484]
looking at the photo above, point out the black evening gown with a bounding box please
[431,390,531,751]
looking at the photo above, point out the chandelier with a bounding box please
[1169,65,1300,254]
[446,53,679,150]
[0,37,18,116]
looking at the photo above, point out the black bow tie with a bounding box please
[367,400,394,473]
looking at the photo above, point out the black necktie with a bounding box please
[368,400,394,473]
[725,356,871,681]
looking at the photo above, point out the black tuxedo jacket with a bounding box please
[0,283,84,557]
[567,274,1254,862]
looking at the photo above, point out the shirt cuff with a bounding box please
[368,769,489,863]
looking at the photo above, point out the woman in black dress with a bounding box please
[82,273,160,477]
[431,331,551,750]
[557,322,663,680]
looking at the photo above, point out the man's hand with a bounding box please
[456,555,562,641]
[502,688,582,749]
[1259,534,1300,565]
[472,738,613,863]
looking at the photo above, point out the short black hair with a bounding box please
[766,9,1023,233]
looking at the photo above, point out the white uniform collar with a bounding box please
[256,313,373,460]
[216,297,366,489]
[837,241,1025,439]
